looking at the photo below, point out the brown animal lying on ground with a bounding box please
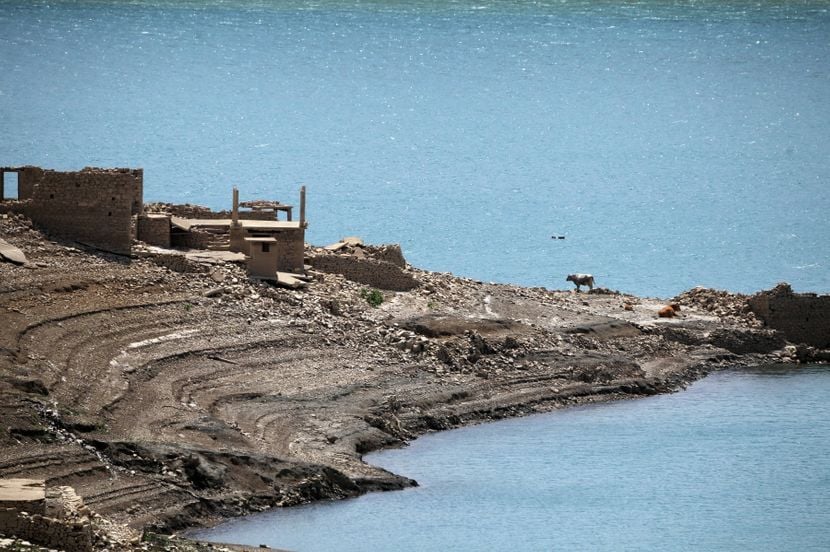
[658,303,682,318]
[566,273,594,292]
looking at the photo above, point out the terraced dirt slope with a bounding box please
[0,212,784,537]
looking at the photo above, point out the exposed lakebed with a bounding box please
[193,365,830,551]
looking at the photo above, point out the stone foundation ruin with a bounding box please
[2,164,309,283]
[310,241,420,291]
[748,283,830,349]
[0,479,93,552]
[140,185,308,278]
[1,166,142,255]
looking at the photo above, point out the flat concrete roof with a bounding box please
[171,217,302,231]
[245,237,278,242]
[185,250,247,263]
[0,479,45,502]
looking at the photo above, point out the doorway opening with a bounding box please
[1,171,19,200]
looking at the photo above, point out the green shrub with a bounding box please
[361,288,384,307]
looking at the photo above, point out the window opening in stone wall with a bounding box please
[1,172,18,200]
[262,243,270,253]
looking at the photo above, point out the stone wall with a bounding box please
[273,230,305,273]
[22,169,141,255]
[0,201,25,215]
[748,283,830,348]
[1,166,43,200]
[137,214,171,248]
[16,166,45,200]
[4,167,143,255]
[0,508,93,552]
[365,244,407,268]
[170,227,212,250]
[0,482,92,552]
[81,167,143,215]
[145,253,209,274]
[310,254,420,291]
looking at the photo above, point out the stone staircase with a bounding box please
[204,228,230,251]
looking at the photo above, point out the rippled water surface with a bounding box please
[3,2,828,549]
[192,366,830,551]
[1,0,829,296]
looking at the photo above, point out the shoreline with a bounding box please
[0,210,826,550]
[191,362,830,552]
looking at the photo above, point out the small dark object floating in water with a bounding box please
[551,235,566,240]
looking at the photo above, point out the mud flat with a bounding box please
[0,211,826,550]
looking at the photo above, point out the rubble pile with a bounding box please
[673,286,762,327]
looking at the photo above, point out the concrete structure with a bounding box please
[1,165,143,255]
[1,166,307,275]
[239,199,294,221]
[245,237,279,280]
[227,186,306,272]
[174,217,306,272]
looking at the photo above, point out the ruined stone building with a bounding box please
[1,165,143,255]
[1,165,308,281]
[139,186,307,278]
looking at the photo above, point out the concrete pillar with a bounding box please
[134,168,144,214]
[300,185,306,228]
[232,187,239,226]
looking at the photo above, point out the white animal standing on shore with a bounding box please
[566,273,595,292]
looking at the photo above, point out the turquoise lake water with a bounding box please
[192,366,830,551]
[1,3,829,549]
[1,0,828,296]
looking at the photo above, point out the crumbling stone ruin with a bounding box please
[0,164,414,292]
[748,283,830,349]
[310,239,420,291]
[0,479,93,552]
[1,166,142,254]
[2,165,312,284]
[139,186,308,280]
